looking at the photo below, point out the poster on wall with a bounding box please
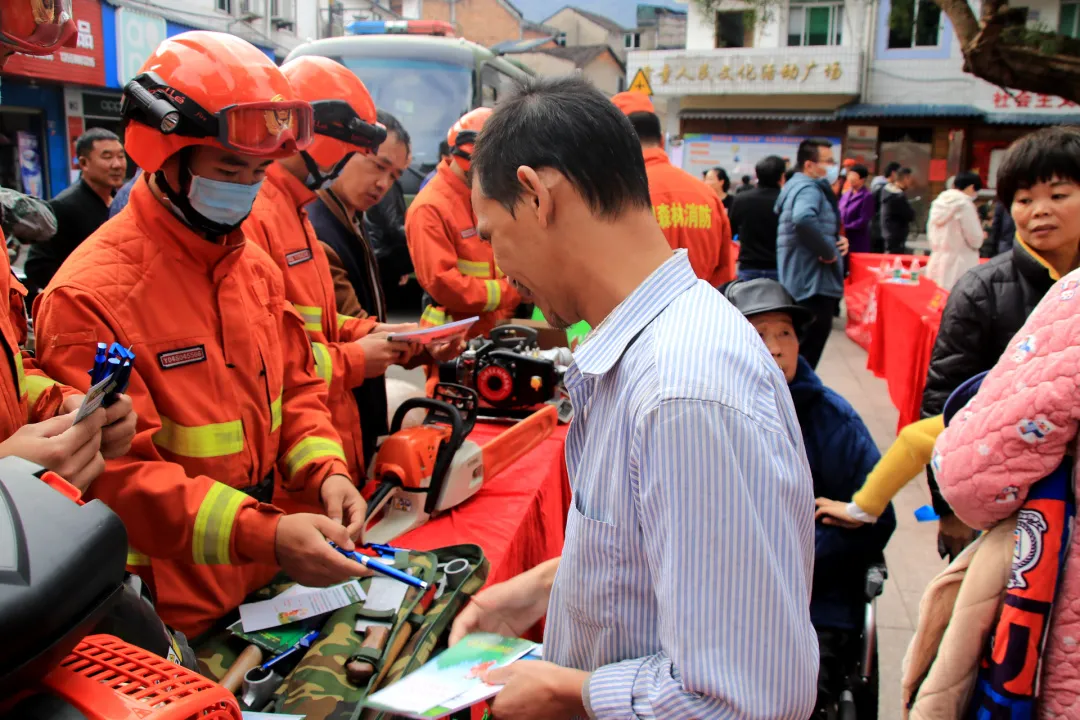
[16,131,44,198]
[681,134,843,181]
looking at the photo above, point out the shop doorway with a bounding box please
[0,106,49,198]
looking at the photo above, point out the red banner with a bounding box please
[1,0,106,87]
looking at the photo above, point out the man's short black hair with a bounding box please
[883,161,901,178]
[755,156,785,188]
[954,171,982,192]
[626,111,662,145]
[472,75,651,219]
[996,126,1080,206]
[897,167,914,179]
[849,164,869,179]
[76,127,120,159]
[796,138,831,170]
[376,109,411,154]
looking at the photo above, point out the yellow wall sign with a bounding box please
[628,67,654,95]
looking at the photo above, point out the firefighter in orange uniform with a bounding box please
[244,55,417,483]
[406,108,521,337]
[612,91,735,286]
[0,0,137,490]
[33,32,371,638]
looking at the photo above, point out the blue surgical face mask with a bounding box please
[187,174,263,229]
[824,164,840,185]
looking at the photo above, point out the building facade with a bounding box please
[627,0,1080,222]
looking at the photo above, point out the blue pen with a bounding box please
[365,542,411,557]
[90,342,107,384]
[261,629,320,670]
[329,542,429,590]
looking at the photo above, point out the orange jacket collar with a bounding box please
[642,147,672,169]
[267,162,316,213]
[436,161,471,203]
[129,174,246,276]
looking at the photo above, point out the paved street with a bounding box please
[389,319,943,719]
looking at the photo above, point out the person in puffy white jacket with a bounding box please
[925,172,986,290]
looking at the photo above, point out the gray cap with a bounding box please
[722,278,813,331]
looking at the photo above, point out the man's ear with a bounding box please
[515,166,554,229]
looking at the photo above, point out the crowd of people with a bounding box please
[3,2,1080,718]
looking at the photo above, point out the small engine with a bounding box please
[438,325,570,420]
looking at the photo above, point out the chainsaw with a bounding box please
[362,383,558,544]
[438,325,573,422]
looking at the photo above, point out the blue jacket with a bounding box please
[788,356,896,630]
[109,170,141,219]
[775,172,844,301]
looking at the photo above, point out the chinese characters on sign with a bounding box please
[654,202,714,231]
[993,91,1078,110]
[642,60,844,87]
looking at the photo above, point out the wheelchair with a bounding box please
[815,562,888,720]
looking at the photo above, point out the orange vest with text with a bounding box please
[643,147,735,286]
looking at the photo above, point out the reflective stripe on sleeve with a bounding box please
[311,342,332,385]
[337,314,350,329]
[294,304,323,333]
[284,436,347,480]
[153,416,244,458]
[15,354,27,399]
[192,482,248,565]
[483,279,501,313]
[127,547,151,566]
[271,391,283,433]
[420,305,448,327]
[26,374,58,406]
[456,258,490,277]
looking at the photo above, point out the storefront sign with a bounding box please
[116,7,167,85]
[627,48,862,96]
[974,80,1078,114]
[681,134,844,180]
[83,92,123,118]
[0,0,106,87]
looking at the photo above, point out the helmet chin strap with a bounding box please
[154,147,245,238]
[301,150,352,191]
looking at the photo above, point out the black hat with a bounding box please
[722,278,813,331]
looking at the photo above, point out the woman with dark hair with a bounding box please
[704,166,733,211]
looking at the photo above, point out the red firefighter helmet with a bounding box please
[121,31,314,174]
[447,107,492,173]
[0,0,77,57]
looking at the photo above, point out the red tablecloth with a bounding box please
[398,419,571,591]
[866,278,948,432]
[844,253,920,350]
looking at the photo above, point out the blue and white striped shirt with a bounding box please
[545,250,818,719]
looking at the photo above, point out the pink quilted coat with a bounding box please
[935,266,1080,717]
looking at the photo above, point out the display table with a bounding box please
[844,253,920,350]
[866,278,948,432]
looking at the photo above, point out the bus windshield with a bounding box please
[341,57,472,170]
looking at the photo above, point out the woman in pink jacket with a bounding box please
[934,126,1080,716]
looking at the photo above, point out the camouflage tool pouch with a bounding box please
[276,543,488,720]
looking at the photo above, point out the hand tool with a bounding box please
[220,644,263,694]
[344,625,391,686]
[240,629,320,709]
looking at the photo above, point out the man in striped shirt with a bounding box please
[450,76,818,718]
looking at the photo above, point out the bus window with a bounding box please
[481,66,499,107]
[340,56,472,168]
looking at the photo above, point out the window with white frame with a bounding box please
[1062,1,1080,38]
[624,32,641,48]
[788,2,844,46]
[216,0,233,13]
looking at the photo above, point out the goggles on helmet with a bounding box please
[122,72,314,156]
[310,100,386,153]
[0,0,77,53]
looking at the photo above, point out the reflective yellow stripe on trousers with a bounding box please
[283,436,346,481]
[192,482,248,564]
[294,304,324,333]
[311,342,332,385]
[483,280,501,313]
[153,416,244,458]
[25,374,58,407]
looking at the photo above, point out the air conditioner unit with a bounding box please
[240,0,265,20]
[271,0,295,29]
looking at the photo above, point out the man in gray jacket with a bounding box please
[775,138,849,369]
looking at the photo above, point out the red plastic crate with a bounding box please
[42,634,241,720]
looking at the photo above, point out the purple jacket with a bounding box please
[839,188,874,254]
